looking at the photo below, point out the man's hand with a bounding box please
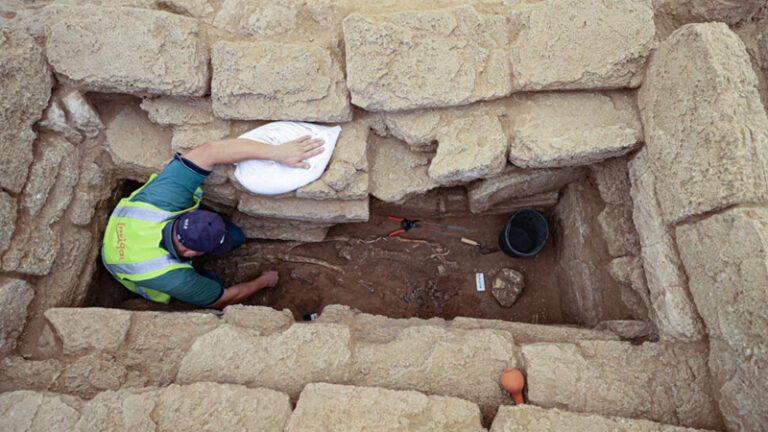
[209,270,280,309]
[274,135,325,169]
[255,270,279,288]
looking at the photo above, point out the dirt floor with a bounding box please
[89,201,568,324]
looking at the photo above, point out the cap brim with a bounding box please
[209,232,233,255]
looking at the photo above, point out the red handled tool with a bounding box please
[387,216,420,237]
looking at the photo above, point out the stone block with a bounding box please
[448,317,620,344]
[628,150,705,342]
[0,277,34,357]
[171,120,231,153]
[70,163,111,226]
[676,206,768,431]
[638,23,768,224]
[0,391,80,432]
[60,89,103,138]
[0,192,17,255]
[0,357,64,393]
[287,383,485,432]
[429,114,507,183]
[46,7,209,96]
[212,0,339,40]
[230,213,332,242]
[505,92,643,168]
[140,96,215,126]
[45,308,132,355]
[608,256,651,315]
[591,157,642,258]
[39,100,83,144]
[0,28,52,193]
[343,5,511,111]
[594,320,651,340]
[369,135,440,202]
[202,182,238,207]
[103,102,172,181]
[211,41,352,122]
[223,305,294,335]
[50,352,127,399]
[74,388,155,431]
[490,405,715,432]
[238,194,368,224]
[506,0,655,91]
[522,340,721,430]
[468,165,584,214]
[0,222,59,276]
[655,0,764,28]
[318,304,448,344]
[22,134,78,221]
[177,324,354,397]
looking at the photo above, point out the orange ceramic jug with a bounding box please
[500,368,525,404]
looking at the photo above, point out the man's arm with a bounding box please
[182,136,324,171]
[209,271,279,309]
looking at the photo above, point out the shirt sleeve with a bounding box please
[131,154,211,212]
[139,268,224,307]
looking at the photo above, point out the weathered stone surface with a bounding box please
[50,352,127,399]
[238,194,368,224]
[353,325,518,418]
[628,149,705,342]
[140,96,215,126]
[22,135,78,220]
[230,212,332,242]
[369,135,440,202]
[591,157,642,258]
[0,192,17,255]
[505,92,643,168]
[0,223,58,276]
[609,256,651,317]
[343,5,511,111]
[594,320,651,340]
[0,357,65,393]
[490,405,715,432]
[522,340,721,430]
[468,165,584,214]
[202,182,238,207]
[0,277,34,357]
[223,305,294,334]
[171,120,231,153]
[70,163,111,226]
[429,114,507,183]
[73,388,155,431]
[288,383,485,432]
[491,268,524,308]
[638,23,768,224]
[46,7,209,96]
[39,100,83,144]
[212,0,342,41]
[676,206,768,431]
[212,41,352,122]
[177,324,353,397]
[158,0,217,22]
[449,317,620,344]
[0,28,52,194]
[655,0,764,30]
[735,16,768,108]
[45,308,131,355]
[506,0,655,91]
[103,102,172,181]
[0,391,81,432]
[60,89,103,138]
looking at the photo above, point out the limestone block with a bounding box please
[60,89,104,138]
[51,352,127,399]
[0,391,80,432]
[238,194,368,224]
[449,317,620,344]
[371,109,442,152]
[469,165,583,214]
[223,305,294,334]
[591,157,641,257]
[116,311,221,387]
[39,100,83,144]
[287,383,485,432]
[628,150,705,342]
[353,325,518,417]
[230,213,332,242]
[171,120,231,153]
[0,222,59,276]
[638,23,768,224]
[154,382,292,432]
[491,268,524,308]
[29,395,83,432]
[211,41,352,122]
[369,136,440,202]
[429,114,507,183]
[0,357,65,393]
[490,405,715,432]
[46,7,209,96]
[522,341,721,430]
[594,320,651,340]
[343,5,511,111]
[212,0,340,40]
[22,135,78,221]
[0,192,17,255]
[103,102,172,181]
[735,17,768,108]
[0,277,34,357]
[609,256,651,313]
[177,324,354,397]
[140,96,215,126]
[0,28,52,194]
[655,0,764,28]
[45,308,132,355]
[318,304,448,343]
[157,0,216,22]
[74,388,155,431]
[676,206,768,431]
[296,172,369,201]
[506,0,655,91]
[505,92,643,168]
[70,163,111,226]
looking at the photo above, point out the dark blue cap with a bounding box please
[175,210,232,255]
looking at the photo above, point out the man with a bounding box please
[102,135,324,308]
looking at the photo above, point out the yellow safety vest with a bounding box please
[101,174,203,303]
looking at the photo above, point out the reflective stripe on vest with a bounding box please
[110,205,174,223]
[103,254,183,277]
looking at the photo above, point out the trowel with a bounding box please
[460,237,499,255]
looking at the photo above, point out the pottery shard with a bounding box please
[628,149,705,342]
[429,114,507,184]
[211,41,352,122]
[230,212,332,242]
[343,5,511,111]
[45,308,132,355]
[491,268,525,308]
[140,96,216,126]
[60,89,103,138]
[0,192,17,255]
[369,135,440,202]
[0,28,52,194]
[0,391,81,432]
[676,206,768,432]
[177,324,353,397]
[468,165,584,214]
[523,340,721,430]
[505,92,643,169]
[287,383,485,432]
[46,7,209,96]
[238,194,368,224]
[638,23,768,224]
[0,277,34,357]
[506,0,655,91]
[490,405,716,432]
[103,102,172,181]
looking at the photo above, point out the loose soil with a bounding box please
[89,206,567,324]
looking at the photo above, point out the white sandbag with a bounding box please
[234,121,341,195]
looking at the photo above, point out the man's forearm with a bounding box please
[182,139,279,171]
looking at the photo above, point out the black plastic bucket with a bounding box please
[498,209,549,257]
